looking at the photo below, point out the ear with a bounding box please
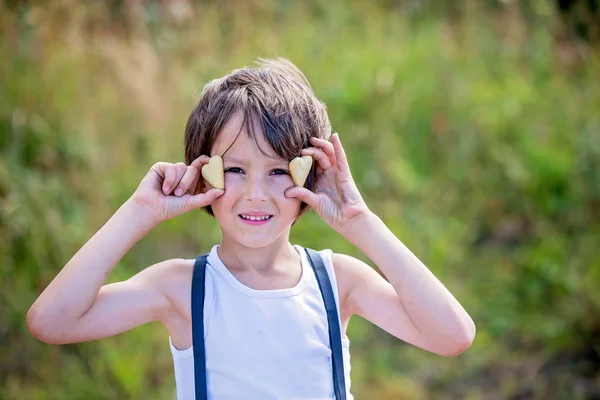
[289,155,313,187]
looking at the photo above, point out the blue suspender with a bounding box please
[191,254,209,400]
[305,248,347,400]
[191,249,347,400]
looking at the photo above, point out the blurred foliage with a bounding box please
[1,0,600,399]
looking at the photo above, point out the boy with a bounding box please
[27,58,475,399]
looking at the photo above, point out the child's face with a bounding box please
[208,110,302,248]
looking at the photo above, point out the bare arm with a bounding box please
[334,217,476,357]
[27,199,161,344]
[286,134,475,356]
[27,157,223,344]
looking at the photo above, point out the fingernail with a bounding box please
[163,185,169,193]
[175,189,182,196]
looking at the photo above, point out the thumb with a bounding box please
[186,188,224,210]
[285,187,319,209]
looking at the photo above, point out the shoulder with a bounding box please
[329,252,384,317]
[134,257,196,319]
[136,258,195,290]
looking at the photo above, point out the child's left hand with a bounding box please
[285,133,371,236]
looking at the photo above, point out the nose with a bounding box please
[243,175,268,202]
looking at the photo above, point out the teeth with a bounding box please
[241,214,271,221]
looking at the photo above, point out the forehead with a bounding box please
[211,110,282,161]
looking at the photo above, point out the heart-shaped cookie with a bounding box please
[289,155,313,187]
[201,155,224,190]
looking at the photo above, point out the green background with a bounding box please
[1,1,599,398]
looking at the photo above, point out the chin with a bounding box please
[225,224,293,249]
[227,235,278,249]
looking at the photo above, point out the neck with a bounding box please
[217,232,298,274]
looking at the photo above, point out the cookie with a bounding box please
[201,155,224,190]
[289,155,313,187]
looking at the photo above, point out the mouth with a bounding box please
[238,214,273,225]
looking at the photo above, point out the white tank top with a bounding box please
[169,244,353,400]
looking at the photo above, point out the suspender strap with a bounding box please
[305,248,347,400]
[191,254,209,400]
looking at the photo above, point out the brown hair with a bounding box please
[184,58,331,217]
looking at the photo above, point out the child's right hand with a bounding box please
[131,155,224,222]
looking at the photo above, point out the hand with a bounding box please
[285,133,370,235]
[131,155,224,222]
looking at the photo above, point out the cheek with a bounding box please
[224,174,244,186]
[278,184,302,210]
[273,177,293,190]
[274,180,300,204]
[283,197,302,213]
[210,191,234,217]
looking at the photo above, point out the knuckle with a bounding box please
[191,158,203,169]
[153,162,168,174]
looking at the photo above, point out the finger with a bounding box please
[331,133,352,177]
[189,170,202,195]
[165,163,188,195]
[186,188,225,210]
[310,137,337,169]
[175,162,187,180]
[301,147,332,171]
[174,165,198,196]
[190,155,211,170]
[163,164,177,194]
[152,162,167,180]
[284,187,319,209]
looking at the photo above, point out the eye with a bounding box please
[225,167,243,174]
[270,169,290,176]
